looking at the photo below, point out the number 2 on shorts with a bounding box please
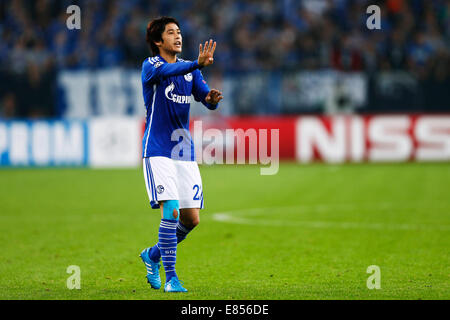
[193,185,200,200]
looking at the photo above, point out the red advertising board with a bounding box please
[187,114,450,163]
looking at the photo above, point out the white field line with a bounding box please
[211,203,450,231]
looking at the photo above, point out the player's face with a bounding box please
[160,23,182,54]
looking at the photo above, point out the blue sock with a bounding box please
[148,244,161,262]
[176,221,193,244]
[148,221,194,262]
[158,219,178,282]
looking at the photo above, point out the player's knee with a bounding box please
[191,216,200,228]
[162,200,180,221]
[184,215,200,229]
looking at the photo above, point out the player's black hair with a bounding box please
[146,16,180,56]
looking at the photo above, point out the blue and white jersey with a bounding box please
[141,55,218,161]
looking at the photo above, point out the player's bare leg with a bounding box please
[178,208,200,242]
[180,208,200,228]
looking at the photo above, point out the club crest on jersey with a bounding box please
[156,185,165,194]
[184,73,193,82]
[165,82,192,104]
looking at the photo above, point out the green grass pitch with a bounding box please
[0,162,449,300]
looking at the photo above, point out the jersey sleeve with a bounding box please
[142,58,201,84]
[192,69,219,110]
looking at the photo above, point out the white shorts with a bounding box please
[143,157,204,210]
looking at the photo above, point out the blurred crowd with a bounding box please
[0,0,449,117]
